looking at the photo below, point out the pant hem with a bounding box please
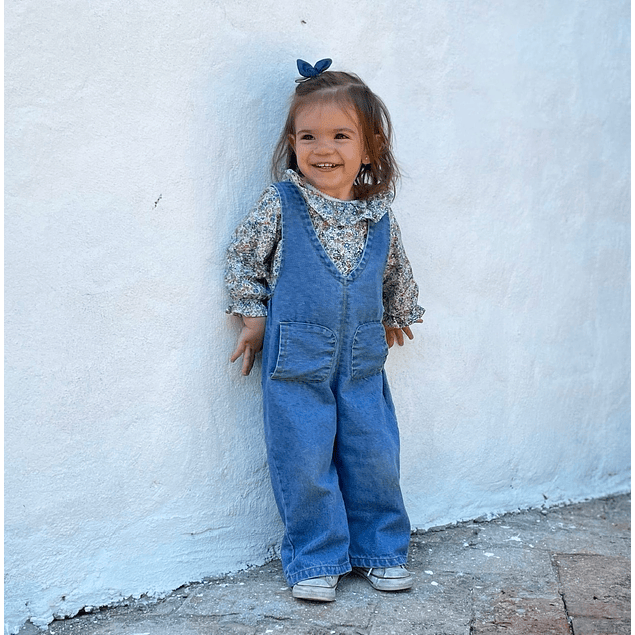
[285,563,352,587]
[349,556,407,568]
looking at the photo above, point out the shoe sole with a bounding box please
[292,585,336,602]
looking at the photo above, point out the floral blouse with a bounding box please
[225,170,424,328]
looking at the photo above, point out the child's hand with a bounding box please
[230,316,266,376]
[383,320,423,348]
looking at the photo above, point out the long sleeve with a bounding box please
[225,186,282,317]
[382,210,425,328]
[225,172,424,326]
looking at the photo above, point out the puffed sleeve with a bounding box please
[382,210,425,328]
[225,185,282,317]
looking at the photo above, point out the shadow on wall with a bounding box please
[193,40,315,409]
[181,38,312,569]
[193,43,297,246]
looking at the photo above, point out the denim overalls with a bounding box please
[261,181,410,586]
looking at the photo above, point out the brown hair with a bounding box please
[271,71,400,200]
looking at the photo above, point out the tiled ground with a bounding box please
[20,494,630,635]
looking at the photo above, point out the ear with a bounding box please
[288,134,296,151]
[362,143,371,165]
[363,143,372,165]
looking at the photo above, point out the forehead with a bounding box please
[294,98,361,130]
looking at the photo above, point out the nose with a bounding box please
[313,137,334,154]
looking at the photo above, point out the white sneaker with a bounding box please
[353,565,413,591]
[292,575,339,601]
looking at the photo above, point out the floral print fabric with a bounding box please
[225,170,424,328]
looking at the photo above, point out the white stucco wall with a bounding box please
[5,0,630,632]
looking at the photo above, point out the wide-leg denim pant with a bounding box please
[261,181,411,586]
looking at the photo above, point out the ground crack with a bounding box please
[550,554,575,635]
[558,592,575,635]
[468,577,477,634]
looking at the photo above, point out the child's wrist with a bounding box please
[243,316,266,327]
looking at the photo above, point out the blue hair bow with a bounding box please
[295,58,332,82]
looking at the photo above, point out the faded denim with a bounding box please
[261,181,410,586]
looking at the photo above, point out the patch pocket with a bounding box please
[271,322,337,382]
[351,322,389,380]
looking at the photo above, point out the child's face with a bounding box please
[291,101,366,201]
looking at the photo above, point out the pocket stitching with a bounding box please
[271,322,337,383]
[351,322,389,380]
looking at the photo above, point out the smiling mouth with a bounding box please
[313,163,340,169]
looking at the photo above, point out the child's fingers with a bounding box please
[230,342,245,363]
[384,322,421,351]
[242,346,255,376]
[402,326,415,340]
[229,344,256,375]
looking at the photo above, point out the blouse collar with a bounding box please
[283,169,392,226]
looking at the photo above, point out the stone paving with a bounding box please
[19,494,630,635]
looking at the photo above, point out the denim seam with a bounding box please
[349,552,408,560]
[347,216,374,283]
[349,556,407,567]
[273,182,287,317]
[269,456,296,564]
[281,181,375,285]
[264,416,297,566]
[286,562,353,586]
[270,323,288,379]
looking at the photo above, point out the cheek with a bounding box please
[296,149,309,165]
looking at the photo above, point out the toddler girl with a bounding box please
[226,58,424,602]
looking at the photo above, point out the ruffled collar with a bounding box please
[283,169,392,226]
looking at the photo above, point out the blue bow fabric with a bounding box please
[296,58,332,82]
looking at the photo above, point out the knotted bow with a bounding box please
[295,58,332,83]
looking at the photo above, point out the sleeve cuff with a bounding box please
[226,300,268,318]
[383,305,425,329]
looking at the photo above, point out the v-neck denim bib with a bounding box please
[261,181,410,586]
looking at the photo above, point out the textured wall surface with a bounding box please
[5,0,630,632]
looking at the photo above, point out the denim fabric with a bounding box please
[261,181,411,587]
